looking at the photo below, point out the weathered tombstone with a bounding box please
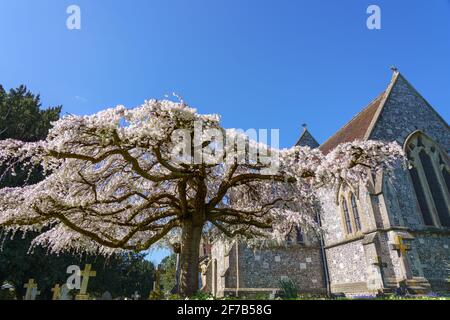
[100,291,113,300]
[269,289,277,300]
[60,284,72,300]
[51,284,61,300]
[131,291,140,300]
[0,283,16,300]
[23,279,40,300]
[31,287,41,300]
[75,264,96,300]
[1,283,14,290]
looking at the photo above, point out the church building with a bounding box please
[200,69,450,297]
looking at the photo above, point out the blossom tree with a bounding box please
[0,99,404,296]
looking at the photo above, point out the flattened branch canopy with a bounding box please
[0,100,404,257]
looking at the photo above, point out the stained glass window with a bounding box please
[409,166,434,226]
[419,150,450,227]
[351,193,362,231]
[342,198,353,234]
[406,133,450,228]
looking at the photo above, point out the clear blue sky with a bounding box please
[1,0,449,263]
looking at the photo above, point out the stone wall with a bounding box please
[319,188,344,245]
[369,74,450,151]
[238,243,326,294]
[326,240,368,288]
[412,233,450,291]
[209,240,327,296]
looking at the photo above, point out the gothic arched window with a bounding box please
[350,193,362,231]
[406,132,450,228]
[342,198,353,234]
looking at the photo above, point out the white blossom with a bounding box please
[0,99,405,255]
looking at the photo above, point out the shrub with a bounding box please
[279,278,298,300]
[190,292,215,300]
[148,290,165,300]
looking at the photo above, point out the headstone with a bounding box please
[1,283,14,290]
[23,279,39,300]
[51,284,61,300]
[75,264,96,300]
[131,291,140,300]
[269,289,277,300]
[31,287,41,300]
[60,284,71,300]
[100,291,113,300]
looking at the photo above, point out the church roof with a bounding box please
[319,70,400,154]
[295,128,320,148]
[294,69,447,154]
[319,91,386,154]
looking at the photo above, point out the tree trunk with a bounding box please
[178,219,203,297]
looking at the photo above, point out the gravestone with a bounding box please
[51,284,61,300]
[100,291,113,300]
[1,283,14,290]
[23,279,40,300]
[31,287,41,300]
[75,264,96,300]
[0,283,15,300]
[60,284,72,300]
[131,291,140,300]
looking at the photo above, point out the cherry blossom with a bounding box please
[0,99,404,295]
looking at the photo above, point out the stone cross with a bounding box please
[24,279,39,300]
[131,291,141,300]
[51,284,61,300]
[392,236,411,257]
[391,235,413,280]
[75,264,96,300]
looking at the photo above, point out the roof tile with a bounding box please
[319,92,386,154]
